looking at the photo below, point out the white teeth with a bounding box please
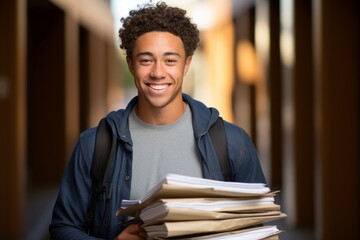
[150,84,167,90]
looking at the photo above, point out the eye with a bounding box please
[139,58,153,65]
[165,59,177,65]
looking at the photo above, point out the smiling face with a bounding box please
[127,31,192,123]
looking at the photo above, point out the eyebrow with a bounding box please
[135,51,181,58]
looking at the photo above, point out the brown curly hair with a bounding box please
[119,2,200,58]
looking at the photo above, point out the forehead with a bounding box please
[133,31,185,57]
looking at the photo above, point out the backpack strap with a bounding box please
[86,118,116,231]
[209,117,231,181]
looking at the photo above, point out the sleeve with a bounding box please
[49,134,104,240]
[225,123,267,184]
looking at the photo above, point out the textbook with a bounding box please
[117,174,286,239]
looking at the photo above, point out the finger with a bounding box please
[125,224,141,234]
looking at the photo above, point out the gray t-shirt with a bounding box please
[129,105,203,200]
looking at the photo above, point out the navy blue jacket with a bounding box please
[49,94,266,240]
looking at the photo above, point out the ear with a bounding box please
[183,56,192,75]
[126,56,134,75]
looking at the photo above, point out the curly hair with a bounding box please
[119,2,200,58]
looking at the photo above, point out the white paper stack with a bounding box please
[117,174,286,239]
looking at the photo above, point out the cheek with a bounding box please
[133,67,148,79]
[170,67,185,78]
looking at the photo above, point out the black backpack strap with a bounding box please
[86,118,116,231]
[209,117,231,181]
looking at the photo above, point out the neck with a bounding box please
[136,98,187,125]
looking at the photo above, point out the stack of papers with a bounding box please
[177,225,281,240]
[117,174,286,239]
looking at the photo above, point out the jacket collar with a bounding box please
[106,93,219,143]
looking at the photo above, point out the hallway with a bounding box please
[1,0,359,239]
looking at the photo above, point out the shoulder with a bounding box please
[223,120,250,141]
[79,127,97,146]
[76,127,98,162]
[223,120,256,156]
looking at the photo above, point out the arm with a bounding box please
[49,136,102,240]
[225,123,267,184]
[49,132,144,240]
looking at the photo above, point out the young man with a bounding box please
[49,2,266,240]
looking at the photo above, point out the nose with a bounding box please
[150,62,166,79]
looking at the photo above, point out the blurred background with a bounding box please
[0,0,359,239]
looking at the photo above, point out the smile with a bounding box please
[148,84,169,90]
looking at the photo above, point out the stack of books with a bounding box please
[117,174,286,239]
